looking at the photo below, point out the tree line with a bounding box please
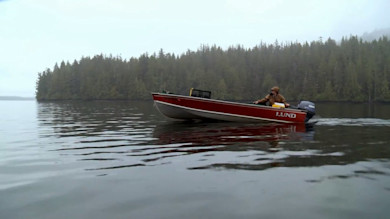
[36,36,390,102]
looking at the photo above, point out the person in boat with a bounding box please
[253,86,290,107]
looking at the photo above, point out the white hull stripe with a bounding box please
[155,100,294,123]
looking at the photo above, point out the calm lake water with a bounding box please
[1,100,390,219]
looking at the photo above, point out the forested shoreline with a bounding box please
[36,36,390,102]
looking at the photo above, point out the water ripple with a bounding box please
[30,101,390,173]
[3,101,390,219]
[315,118,390,126]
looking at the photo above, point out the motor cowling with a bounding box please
[298,101,316,122]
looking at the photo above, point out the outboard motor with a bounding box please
[298,101,316,122]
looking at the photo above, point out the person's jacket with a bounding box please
[257,94,286,106]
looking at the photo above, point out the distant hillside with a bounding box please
[361,28,390,41]
[36,36,390,102]
[0,96,35,100]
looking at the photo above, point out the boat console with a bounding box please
[190,88,211,99]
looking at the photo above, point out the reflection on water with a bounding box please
[316,102,390,119]
[151,122,315,170]
[35,101,390,172]
[154,122,313,145]
[2,100,390,219]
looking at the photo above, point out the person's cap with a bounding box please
[271,86,280,93]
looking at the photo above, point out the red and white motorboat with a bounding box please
[152,89,315,124]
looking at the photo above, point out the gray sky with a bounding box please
[1,0,389,97]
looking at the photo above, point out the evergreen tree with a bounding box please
[35,36,390,103]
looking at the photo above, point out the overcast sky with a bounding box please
[1,0,389,97]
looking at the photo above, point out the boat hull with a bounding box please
[152,93,308,123]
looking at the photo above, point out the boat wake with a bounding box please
[314,118,390,126]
